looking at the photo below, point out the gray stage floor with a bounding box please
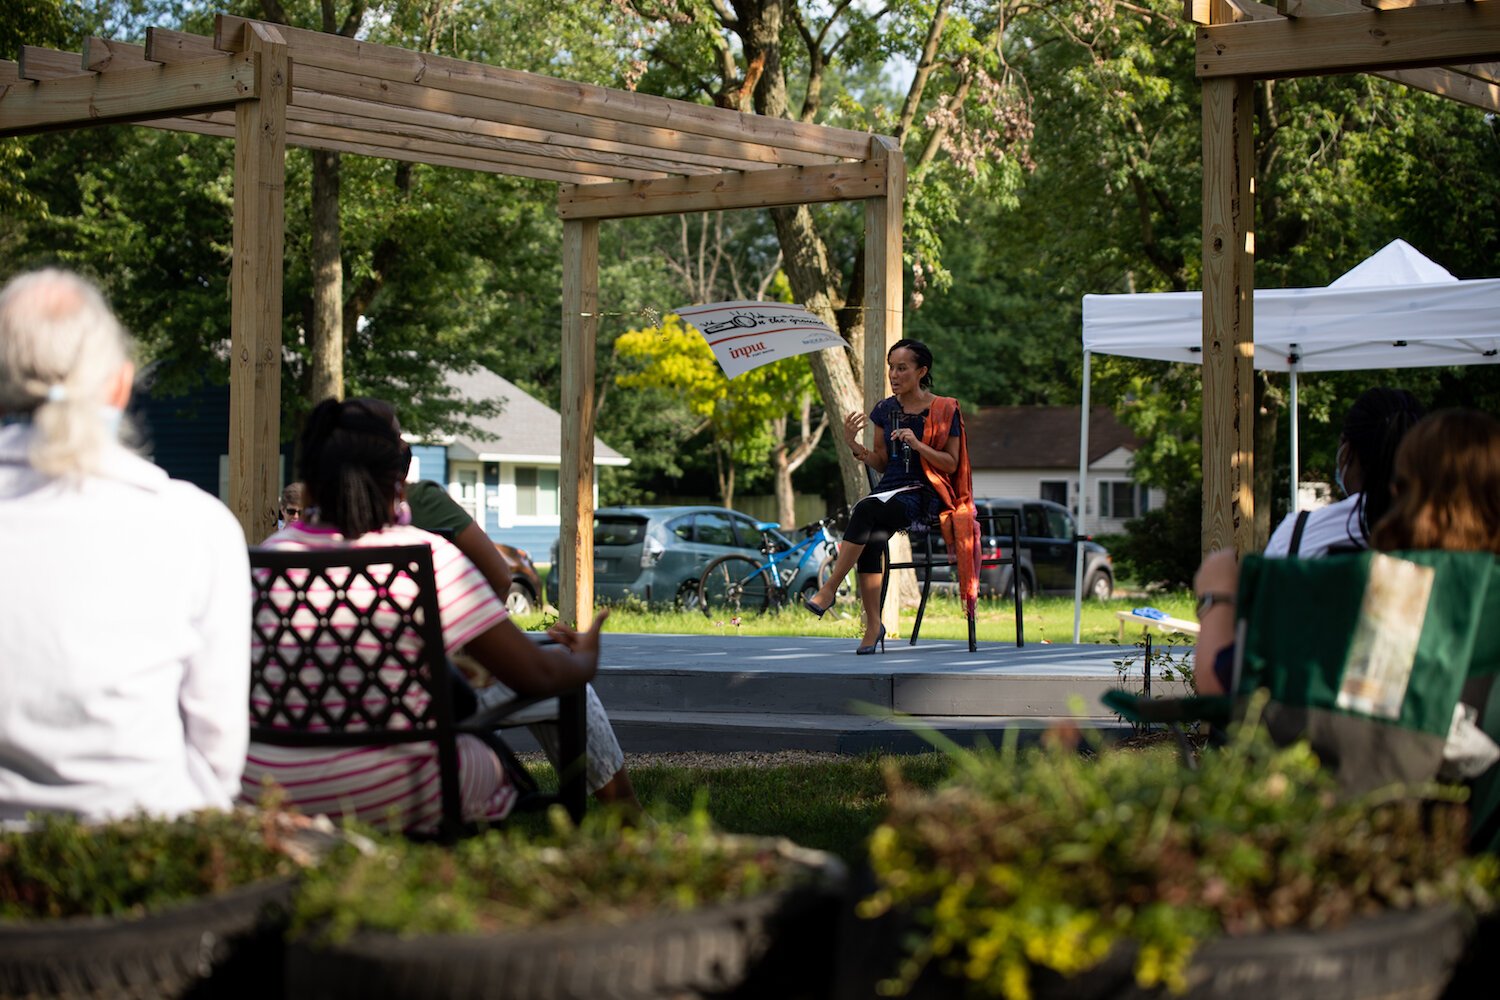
[553,633,1170,753]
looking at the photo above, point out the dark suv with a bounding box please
[545,505,822,608]
[925,498,1113,600]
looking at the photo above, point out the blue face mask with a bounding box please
[100,406,124,440]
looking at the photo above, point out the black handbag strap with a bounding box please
[1287,510,1311,557]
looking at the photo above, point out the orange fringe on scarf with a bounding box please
[920,397,981,617]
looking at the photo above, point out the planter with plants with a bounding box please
[845,717,1499,1000]
[288,807,847,1000]
[0,806,322,999]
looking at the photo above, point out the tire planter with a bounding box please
[287,855,848,1000]
[0,875,296,1000]
[840,900,1474,1000]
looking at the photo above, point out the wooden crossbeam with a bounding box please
[129,104,621,182]
[1382,64,1500,108]
[557,160,887,220]
[0,53,259,137]
[83,37,150,72]
[0,62,17,85]
[215,14,870,163]
[143,26,803,177]
[1198,2,1500,77]
[18,46,88,80]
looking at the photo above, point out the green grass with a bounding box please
[514,591,1196,646]
[509,754,958,864]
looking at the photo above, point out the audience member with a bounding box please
[241,398,637,832]
[1264,387,1424,558]
[1194,407,1500,696]
[278,481,304,526]
[0,269,250,822]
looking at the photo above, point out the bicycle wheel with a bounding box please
[698,555,773,616]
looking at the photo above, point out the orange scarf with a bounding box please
[920,396,981,617]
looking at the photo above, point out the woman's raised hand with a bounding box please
[843,409,867,447]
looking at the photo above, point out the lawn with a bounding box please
[513,589,1196,646]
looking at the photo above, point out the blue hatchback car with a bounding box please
[546,505,825,609]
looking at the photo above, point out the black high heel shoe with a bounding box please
[803,596,830,618]
[856,624,887,656]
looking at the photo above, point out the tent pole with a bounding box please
[1289,368,1299,512]
[1074,350,1091,643]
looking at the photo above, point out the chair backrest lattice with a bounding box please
[248,544,466,835]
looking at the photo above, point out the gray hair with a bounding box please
[0,269,132,478]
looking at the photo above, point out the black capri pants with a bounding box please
[843,495,920,574]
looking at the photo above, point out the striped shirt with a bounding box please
[239,522,515,832]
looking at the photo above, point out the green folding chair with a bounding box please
[1105,550,1500,850]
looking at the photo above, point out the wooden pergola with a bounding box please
[1193,0,1500,554]
[0,13,906,625]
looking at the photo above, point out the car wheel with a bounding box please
[676,580,702,612]
[1007,573,1033,603]
[1086,571,1113,601]
[505,583,535,616]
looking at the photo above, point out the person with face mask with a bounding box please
[1264,387,1425,559]
[0,269,250,822]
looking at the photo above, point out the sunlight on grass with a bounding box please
[515,592,1195,646]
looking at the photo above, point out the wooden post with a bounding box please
[559,215,599,627]
[229,22,288,543]
[864,136,908,630]
[1201,75,1256,557]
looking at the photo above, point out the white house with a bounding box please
[965,406,1164,535]
[406,367,629,554]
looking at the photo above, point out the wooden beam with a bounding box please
[557,160,887,220]
[1201,76,1256,557]
[558,218,599,628]
[149,25,833,174]
[1198,3,1500,78]
[217,14,873,162]
[228,23,288,543]
[0,53,258,137]
[1381,64,1500,110]
[83,37,150,72]
[863,136,908,634]
[17,46,87,79]
[0,62,18,85]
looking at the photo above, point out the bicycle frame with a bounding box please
[754,519,838,597]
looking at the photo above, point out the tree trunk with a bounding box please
[309,149,343,403]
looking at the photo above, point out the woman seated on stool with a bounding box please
[242,398,639,832]
[802,338,981,654]
[1193,408,1500,696]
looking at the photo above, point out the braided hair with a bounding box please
[1342,386,1425,543]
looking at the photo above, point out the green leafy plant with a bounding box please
[0,808,302,921]
[862,713,1499,999]
[1110,632,1196,734]
[293,804,836,944]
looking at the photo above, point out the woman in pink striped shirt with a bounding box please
[240,398,636,832]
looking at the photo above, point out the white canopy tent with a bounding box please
[1070,240,1500,640]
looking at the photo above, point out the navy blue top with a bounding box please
[868,396,962,528]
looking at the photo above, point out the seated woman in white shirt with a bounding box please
[240,398,637,832]
[1264,387,1424,558]
[0,269,250,823]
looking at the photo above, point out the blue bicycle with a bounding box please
[697,515,843,615]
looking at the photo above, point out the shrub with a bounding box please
[1115,483,1204,589]
[861,715,1499,999]
[0,809,300,921]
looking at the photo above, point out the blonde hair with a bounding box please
[1371,409,1500,556]
[0,269,132,478]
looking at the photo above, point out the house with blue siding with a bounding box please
[132,366,627,556]
[404,367,628,556]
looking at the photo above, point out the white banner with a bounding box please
[675,300,844,378]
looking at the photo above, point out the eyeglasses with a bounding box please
[281,507,303,521]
